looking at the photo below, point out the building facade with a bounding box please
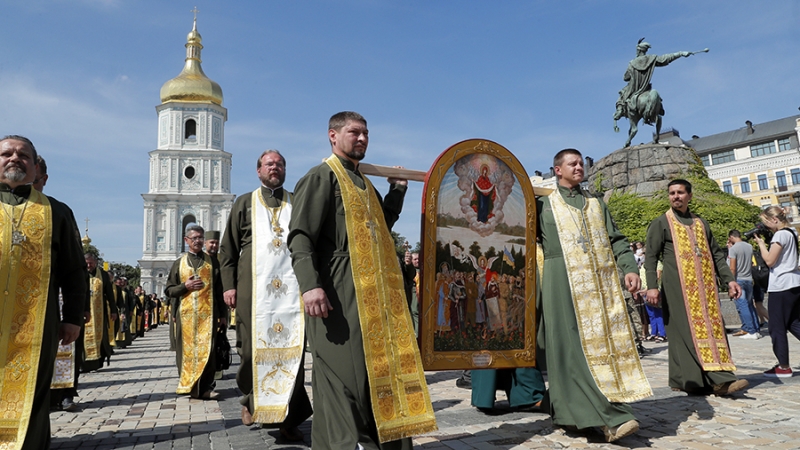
[138,18,234,296]
[688,115,800,226]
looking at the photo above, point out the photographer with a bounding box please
[753,206,800,378]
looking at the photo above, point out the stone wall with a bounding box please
[586,144,701,200]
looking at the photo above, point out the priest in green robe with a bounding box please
[288,112,437,450]
[644,179,749,396]
[537,148,651,443]
[218,150,312,440]
[81,253,118,373]
[0,135,88,450]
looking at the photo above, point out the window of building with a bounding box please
[776,171,787,188]
[779,138,792,152]
[699,154,711,166]
[185,119,197,140]
[758,174,769,190]
[711,150,735,165]
[751,141,776,157]
[793,168,800,185]
[739,177,750,193]
[722,180,732,194]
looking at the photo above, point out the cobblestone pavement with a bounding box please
[51,323,800,449]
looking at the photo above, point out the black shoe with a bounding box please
[62,397,80,412]
[456,378,471,389]
[637,343,649,357]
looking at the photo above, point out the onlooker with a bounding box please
[640,258,666,342]
[753,206,800,378]
[728,230,761,339]
[751,252,771,327]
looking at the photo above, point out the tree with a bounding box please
[108,262,141,289]
[606,161,761,247]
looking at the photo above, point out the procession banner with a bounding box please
[419,139,537,371]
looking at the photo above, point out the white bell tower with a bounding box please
[138,16,234,296]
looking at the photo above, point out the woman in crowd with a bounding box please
[753,206,800,378]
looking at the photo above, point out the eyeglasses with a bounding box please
[186,236,205,241]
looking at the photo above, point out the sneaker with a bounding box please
[764,365,793,378]
[602,419,639,442]
[739,332,761,340]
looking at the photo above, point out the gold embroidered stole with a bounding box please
[114,287,126,342]
[665,209,735,371]
[51,293,75,389]
[0,190,52,448]
[549,191,652,402]
[176,253,214,394]
[84,270,105,362]
[250,188,305,423]
[326,156,437,442]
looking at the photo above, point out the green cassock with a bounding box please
[288,156,409,450]
[644,209,737,392]
[537,185,637,429]
[1,184,88,450]
[218,186,312,427]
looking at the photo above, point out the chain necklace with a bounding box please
[561,190,590,253]
[267,199,286,249]
[1,199,29,246]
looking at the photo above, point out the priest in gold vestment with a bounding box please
[538,149,651,443]
[219,150,312,440]
[165,224,227,399]
[645,179,749,396]
[0,135,87,450]
[289,112,437,449]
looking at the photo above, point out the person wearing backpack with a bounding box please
[753,206,800,378]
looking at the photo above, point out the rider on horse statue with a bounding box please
[613,38,707,148]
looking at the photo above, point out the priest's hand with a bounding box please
[623,273,641,294]
[59,323,81,345]
[388,166,408,186]
[728,281,742,301]
[304,287,333,318]
[110,313,118,322]
[185,276,205,291]
[224,289,237,308]
[645,288,661,306]
[84,311,91,323]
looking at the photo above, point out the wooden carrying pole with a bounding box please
[359,162,554,196]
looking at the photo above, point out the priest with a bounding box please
[288,112,437,449]
[0,135,88,450]
[537,148,651,442]
[219,150,312,440]
[165,224,227,399]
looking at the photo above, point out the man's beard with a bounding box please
[260,174,285,189]
[3,166,27,182]
[344,147,366,161]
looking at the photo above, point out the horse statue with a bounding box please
[613,39,707,148]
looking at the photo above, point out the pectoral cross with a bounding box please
[577,234,589,253]
[365,220,378,242]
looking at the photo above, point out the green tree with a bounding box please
[606,161,761,247]
[108,262,141,289]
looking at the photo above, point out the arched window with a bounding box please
[185,119,197,140]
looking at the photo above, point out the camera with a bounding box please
[743,223,771,241]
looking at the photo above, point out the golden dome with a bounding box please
[160,18,223,106]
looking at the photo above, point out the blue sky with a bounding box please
[1,1,798,265]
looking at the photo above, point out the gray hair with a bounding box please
[185,224,205,236]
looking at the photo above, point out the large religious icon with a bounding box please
[419,139,537,371]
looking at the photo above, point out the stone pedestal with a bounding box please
[587,144,701,200]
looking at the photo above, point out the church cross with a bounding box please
[84,217,90,233]
[191,6,199,20]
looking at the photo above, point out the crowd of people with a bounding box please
[6,112,800,450]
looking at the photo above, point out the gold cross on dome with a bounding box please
[191,6,199,20]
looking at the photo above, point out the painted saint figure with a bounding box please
[471,165,496,223]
